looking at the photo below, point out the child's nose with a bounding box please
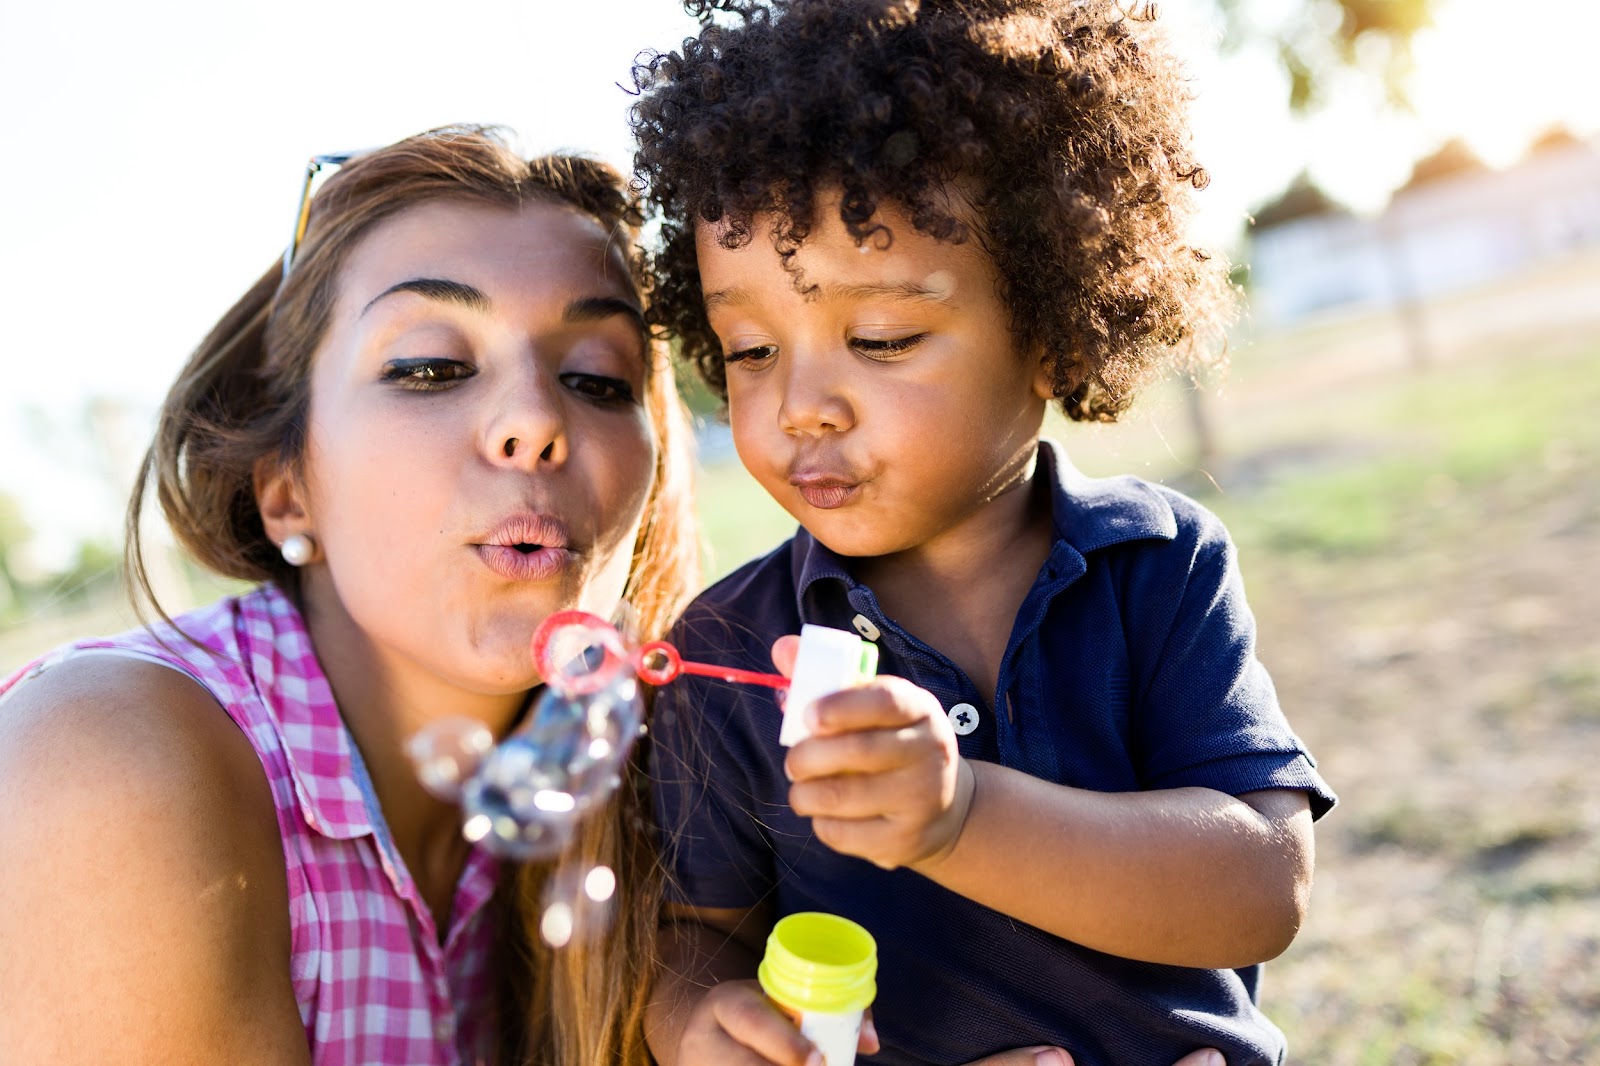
[776,356,855,436]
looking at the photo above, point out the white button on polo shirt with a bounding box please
[948,702,980,735]
[850,614,881,641]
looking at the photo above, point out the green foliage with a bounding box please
[0,493,33,622]
[1215,0,1440,112]
[44,539,123,611]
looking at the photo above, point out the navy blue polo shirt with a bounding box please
[651,443,1336,1066]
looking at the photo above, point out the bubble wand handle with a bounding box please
[634,640,788,689]
[531,610,790,692]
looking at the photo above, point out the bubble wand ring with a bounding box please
[530,610,637,697]
[531,609,790,693]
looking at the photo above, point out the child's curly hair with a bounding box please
[632,0,1235,421]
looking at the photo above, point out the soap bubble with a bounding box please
[539,863,618,948]
[541,901,576,948]
[438,614,644,861]
[584,864,617,902]
[406,717,494,802]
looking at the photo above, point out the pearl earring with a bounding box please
[280,533,317,567]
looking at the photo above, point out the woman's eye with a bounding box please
[381,358,475,390]
[724,344,777,365]
[850,333,927,359]
[560,372,637,405]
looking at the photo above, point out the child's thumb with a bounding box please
[770,634,801,678]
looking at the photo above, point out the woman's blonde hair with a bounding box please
[126,125,698,1066]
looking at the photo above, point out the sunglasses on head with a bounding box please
[280,149,374,279]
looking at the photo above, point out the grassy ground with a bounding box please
[1177,343,1600,1064]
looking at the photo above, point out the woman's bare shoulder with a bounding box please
[0,652,275,835]
[0,654,309,1062]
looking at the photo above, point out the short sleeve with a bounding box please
[649,609,782,908]
[1127,501,1337,819]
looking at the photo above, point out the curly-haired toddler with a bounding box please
[633,3,1337,1064]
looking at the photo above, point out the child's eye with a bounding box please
[725,344,777,365]
[560,372,638,406]
[381,358,475,390]
[850,333,927,359]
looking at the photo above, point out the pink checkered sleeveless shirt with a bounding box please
[1,584,500,1065]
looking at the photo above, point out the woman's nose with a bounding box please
[776,354,855,437]
[486,368,567,469]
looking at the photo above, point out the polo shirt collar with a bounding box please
[791,438,1177,612]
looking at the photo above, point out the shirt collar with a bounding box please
[792,438,1177,612]
[239,583,374,840]
[243,584,500,939]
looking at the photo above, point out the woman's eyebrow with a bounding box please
[565,296,649,343]
[362,278,490,317]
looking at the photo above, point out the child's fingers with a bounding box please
[770,634,801,678]
[705,981,819,1066]
[786,721,936,782]
[805,677,943,736]
[790,764,918,819]
[858,1011,881,1055]
[808,814,913,869]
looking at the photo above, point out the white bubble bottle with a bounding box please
[780,624,879,746]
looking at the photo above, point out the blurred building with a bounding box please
[1246,132,1600,326]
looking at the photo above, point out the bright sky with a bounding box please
[2,0,1597,570]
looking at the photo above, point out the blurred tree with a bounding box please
[1249,171,1351,231]
[0,492,32,618]
[1213,0,1439,112]
[1525,124,1589,158]
[49,539,122,611]
[1395,136,1489,192]
[1379,139,1488,369]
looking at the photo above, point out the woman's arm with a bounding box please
[0,657,311,1065]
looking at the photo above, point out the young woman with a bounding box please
[0,126,696,1066]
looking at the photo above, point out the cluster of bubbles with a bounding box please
[406,611,645,946]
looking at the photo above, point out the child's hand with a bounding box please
[675,979,881,1066]
[677,979,814,1066]
[774,636,976,871]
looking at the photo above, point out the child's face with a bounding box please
[696,192,1052,558]
[278,199,656,694]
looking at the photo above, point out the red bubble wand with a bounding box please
[531,610,790,694]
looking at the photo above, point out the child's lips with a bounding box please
[790,474,861,510]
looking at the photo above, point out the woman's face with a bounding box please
[277,199,656,695]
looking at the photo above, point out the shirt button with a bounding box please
[434,1017,455,1042]
[850,614,881,641]
[948,702,980,735]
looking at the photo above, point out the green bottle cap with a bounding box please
[758,912,878,1016]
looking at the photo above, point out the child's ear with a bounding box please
[1030,346,1057,402]
[253,455,313,547]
